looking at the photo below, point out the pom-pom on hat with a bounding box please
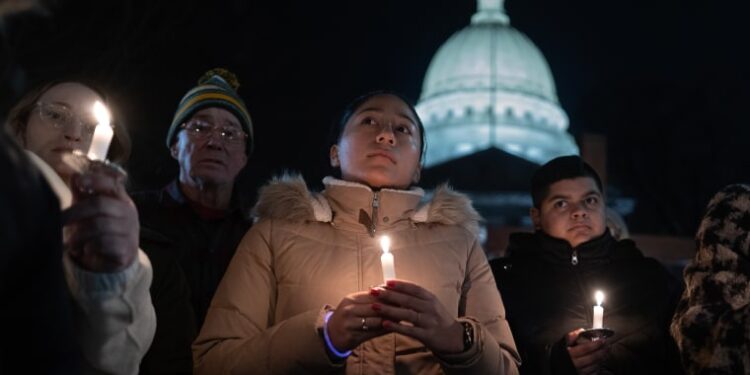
[166,68,254,154]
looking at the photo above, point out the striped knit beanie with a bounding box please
[166,68,254,154]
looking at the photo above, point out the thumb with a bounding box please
[566,328,585,346]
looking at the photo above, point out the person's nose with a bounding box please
[570,203,588,220]
[204,129,226,149]
[376,123,396,146]
[62,121,83,143]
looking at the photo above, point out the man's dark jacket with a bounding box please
[490,230,684,375]
[132,180,252,374]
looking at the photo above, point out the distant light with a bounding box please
[456,143,475,153]
[507,143,522,153]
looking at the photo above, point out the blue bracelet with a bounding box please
[323,311,352,359]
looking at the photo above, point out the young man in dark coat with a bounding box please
[491,155,683,375]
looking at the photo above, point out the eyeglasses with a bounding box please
[180,119,248,145]
[34,102,99,139]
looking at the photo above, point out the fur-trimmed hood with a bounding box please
[252,173,482,235]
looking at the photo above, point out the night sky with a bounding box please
[2,0,749,237]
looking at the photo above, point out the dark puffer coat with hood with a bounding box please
[491,230,683,375]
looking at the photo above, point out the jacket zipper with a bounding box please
[570,253,591,329]
[369,191,379,237]
[568,246,591,327]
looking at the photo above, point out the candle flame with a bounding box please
[380,235,391,254]
[595,290,604,306]
[93,101,111,127]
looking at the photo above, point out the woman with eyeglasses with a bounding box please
[5,79,156,375]
[193,90,520,374]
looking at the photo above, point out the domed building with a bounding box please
[416,0,633,254]
[416,1,683,269]
[416,0,578,167]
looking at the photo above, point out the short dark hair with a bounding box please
[531,155,603,208]
[328,90,426,161]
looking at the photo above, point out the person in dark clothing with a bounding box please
[5,79,155,375]
[0,128,82,374]
[491,155,683,375]
[132,68,254,374]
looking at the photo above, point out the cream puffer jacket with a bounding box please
[194,175,520,374]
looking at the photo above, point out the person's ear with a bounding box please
[530,207,541,230]
[329,145,340,167]
[170,143,179,160]
[238,152,248,169]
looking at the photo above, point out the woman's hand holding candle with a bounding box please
[326,291,387,353]
[370,280,465,356]
[64,162,138,272]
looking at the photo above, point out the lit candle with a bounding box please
[593,290,604,329]
[87,101,114,161]
[380,235,396,282]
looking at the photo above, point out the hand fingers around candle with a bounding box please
[66,218,134,244]
[63,196,137,225]
[351,316,385,332]
[66,233,127,258]
[384,280,435,300]
[342,291,379,305]
[568,339,608,369]
[65,214,138,250]
[568,339,606,356]
[573,346,609,375]
[88,160,127,180]
[371,302,428,328]
[335,292,385,328]
[381,319,424,338]
[72,167,128,200]
[372,287,431,312]
[329,292,390,350]
[68,238,137,272]
[565,328,585,346]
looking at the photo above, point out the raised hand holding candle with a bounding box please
[87,101,113,161]
[380,235,395,282]
[593,290,604,329]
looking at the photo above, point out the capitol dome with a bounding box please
[416,0,578,167]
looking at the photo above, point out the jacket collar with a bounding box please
[508,230,620,267]
[252,173,482,236]
[322,177,424,235]
[162,179,246,217]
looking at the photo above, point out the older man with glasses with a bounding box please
[132,68,254,374]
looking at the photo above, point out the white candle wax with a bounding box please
[380,235,396,282]
[593,290,604,329]
[87,101,113,161]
